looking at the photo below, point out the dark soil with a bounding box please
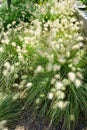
[7,111,87,130]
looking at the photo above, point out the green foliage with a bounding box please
[0,94,21,121]
[80,0,87,5]
[31,0,48,4]
[0,0,36,30]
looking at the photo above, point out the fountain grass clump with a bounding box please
[0,0,87,129]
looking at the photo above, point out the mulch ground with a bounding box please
[7,111,87,130]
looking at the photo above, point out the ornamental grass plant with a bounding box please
[0,0,87,130]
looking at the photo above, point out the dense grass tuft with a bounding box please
[0,0,87,129]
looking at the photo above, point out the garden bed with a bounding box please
[0,0,87,130]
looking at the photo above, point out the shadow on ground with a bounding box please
[8,111,87,130]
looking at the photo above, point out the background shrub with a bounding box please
[0,0,36,30]
[80,0,87,5]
